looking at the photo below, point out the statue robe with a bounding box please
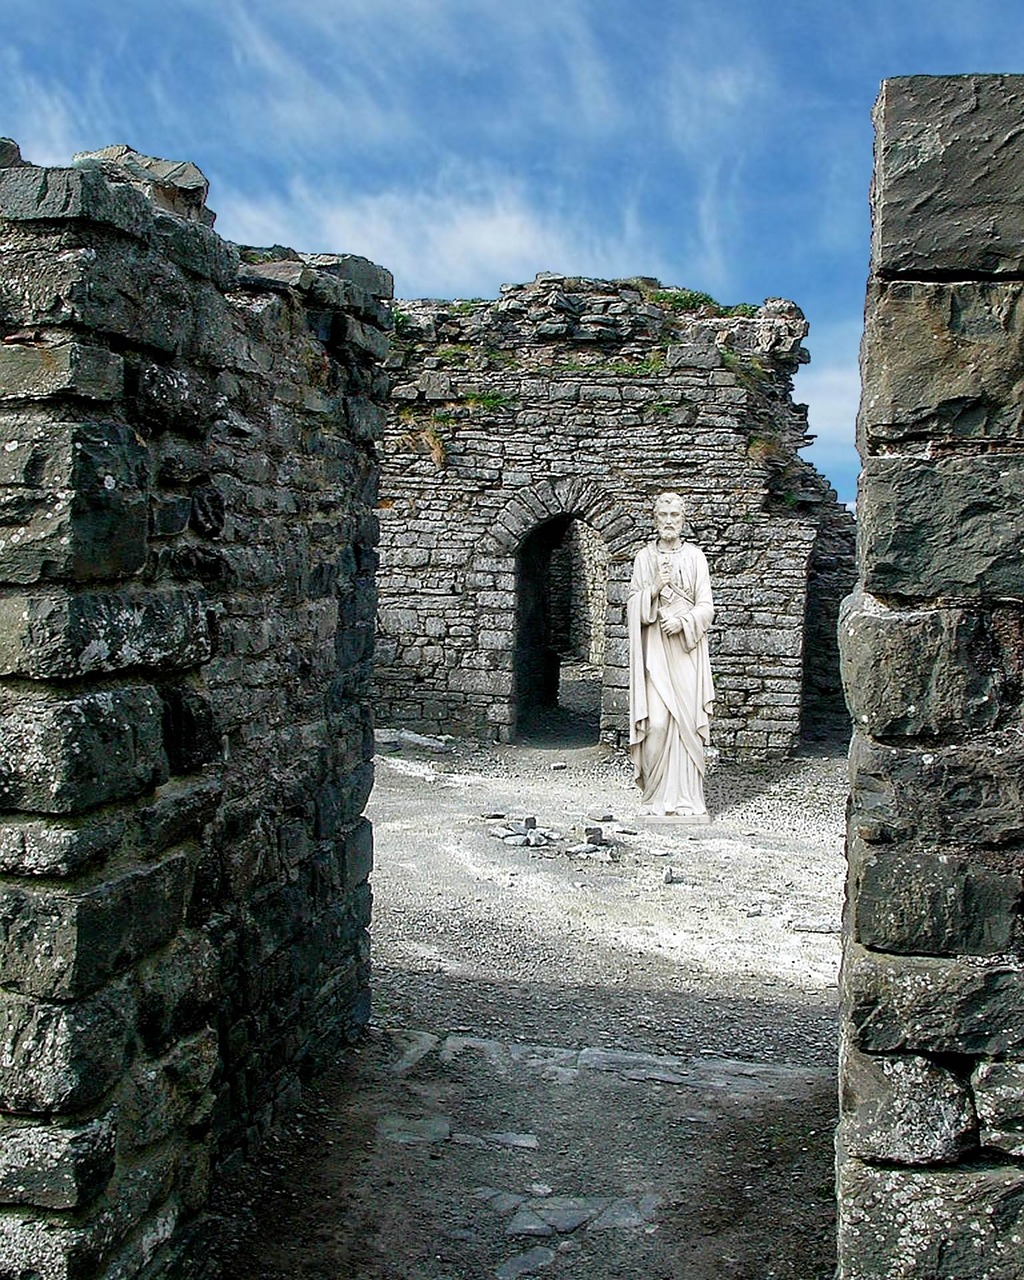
[627,541,715,815]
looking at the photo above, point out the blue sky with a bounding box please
[1,1,1021,503]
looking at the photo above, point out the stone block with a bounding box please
[840,595,1002,737]
[849,837,1022,955]
[121,1029,218,1150]
[300,252,394,298]
[859,280,1024,446]
[343,315,390,361]
[133,775,222,857]
[838,1156,1024,1280]
[872,75,1024,276]
[839,1038,976,1164]
[848,730,1024,848]
[154,213,239,287]
[972,1060,1024,1157]
[0,984,133,1111]
[0,1217,99,1280]
[0,686,168,814]
[0,587,211,678]
[0,343,123,403]
[136,930,218,1052]
[859,456,1024,601]
[0,1113,114,1208]
[844,942,1024,1056]
[346,395,386,442]
[0,853,188,998]
[342,818,374,892]
[0,418,149,585]
[0,812,123,877]
[0,163,152,238]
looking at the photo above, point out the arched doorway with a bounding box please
[513,515,608,743]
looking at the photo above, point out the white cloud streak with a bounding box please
[216,166,672,299]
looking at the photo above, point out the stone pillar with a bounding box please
[0,144,389,1278]
[838,76,1024,1278]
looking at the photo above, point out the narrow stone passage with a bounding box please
[209,737,845,1279]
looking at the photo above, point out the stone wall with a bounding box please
[838,76,1024,1277]
[0,143,389,1278]
[377,277,855,757]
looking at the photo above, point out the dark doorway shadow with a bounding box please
[513,517,607,747]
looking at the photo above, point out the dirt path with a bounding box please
[209,734,847,1279]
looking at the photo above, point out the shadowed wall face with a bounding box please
[0,144,389,1278]
[839,76,1024,1278]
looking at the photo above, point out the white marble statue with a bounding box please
[628,492,715,820]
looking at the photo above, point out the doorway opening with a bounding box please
[513,515,608,744]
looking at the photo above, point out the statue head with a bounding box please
[652,491,686,538]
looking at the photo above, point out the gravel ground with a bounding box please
[209,730,849,1280]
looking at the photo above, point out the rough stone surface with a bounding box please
[838,1158,1024,1280]
[839,1039,976,1164]
[377,278,854,756]
[840,76,1024,1280]
[0,144,384,1278]
[858,455,1024,601]
[872,75,1024,277]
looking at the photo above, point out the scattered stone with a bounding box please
[496,1246,556,1279]
[482,1131,539,1150]
[376,1114,451,1145]
[388,1030,440,1076]
[584,826,604,845]
[506,1208,553,1237]
[589,1200,645,1230]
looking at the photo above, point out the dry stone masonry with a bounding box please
[839,76,1024,1278]
[0,141,388,1278]
[377,276,854,758]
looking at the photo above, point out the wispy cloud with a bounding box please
[216,165,672,299]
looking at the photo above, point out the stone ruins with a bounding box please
[839,75,1024,1278]
[0,143,388,1276]
[2,69,1023,1280]
[376,278,855,756]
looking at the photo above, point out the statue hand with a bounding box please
[660,615,683,636]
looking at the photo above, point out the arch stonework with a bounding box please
[469,480,633,740]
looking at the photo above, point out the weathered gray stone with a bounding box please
[300,252,395,298]
[972,1060,1024,1157]
[0,985,133,1111]
[0,343,123,403]
[840,595,1004,737]
[121,1029,218,1150]
[844,942,1024,1056]
[849,730,1024,848]
[859,455,1024,601]
[0,418,149,585]
[838,1157,1024,1280]
[859,280,1024,447]
[0,164,152,237]
[872,75,1024,277]
[0,588,211,678]
[849,837,1022,956]
[0,813,124,877]
[0,1114,115,1208]
[0,854,188,998]
[0,141,383,1274]
[0,686,168,814]
[840,1039,976,1163]
[73,144,213,224]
